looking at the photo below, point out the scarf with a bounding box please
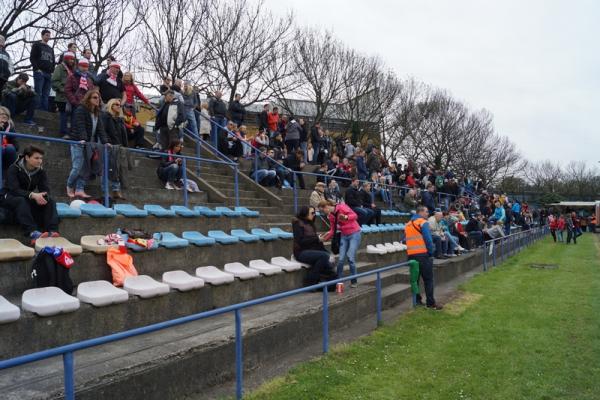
[107,71,117,86]
[62,62,74,77]
[79,74,88,90]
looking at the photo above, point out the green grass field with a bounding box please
[247,234,600,400]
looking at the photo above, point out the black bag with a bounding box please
[331,210,341,255]
[31,251,74,294]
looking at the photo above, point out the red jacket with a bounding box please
[123,82,149,105]
[406,175,416,188]
[267,112,279,132]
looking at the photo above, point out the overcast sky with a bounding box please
[262,0,600,166]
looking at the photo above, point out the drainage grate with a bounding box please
[529,263,559,270]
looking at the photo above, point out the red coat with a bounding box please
[267,112,279,132]
[406,175,416,188]
[123,83,149,105]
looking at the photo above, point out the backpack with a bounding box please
[31,251,74,294]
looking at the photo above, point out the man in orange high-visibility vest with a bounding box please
[405,206,443,310]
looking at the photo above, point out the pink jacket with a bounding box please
[324,203,361,240]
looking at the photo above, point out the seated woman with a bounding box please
[0,106,18,174]
[157,140,183,190]
[122,104,146,148]
[292,206,336,287]
[1,145,59,243]
[102,98,128,199]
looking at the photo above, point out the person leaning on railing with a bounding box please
[0,145,60,243]
[292,206,336,287]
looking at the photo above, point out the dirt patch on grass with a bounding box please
[443,292,483,316]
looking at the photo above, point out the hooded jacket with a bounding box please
[51,62,74,103]
[30,41,55,73]
[71,105,108,143]
[3,156,50,198]
[0,47,14,82]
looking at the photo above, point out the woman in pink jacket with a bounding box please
[318,199,362,287]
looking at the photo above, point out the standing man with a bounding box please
[30,29,55,111]
[208,90,227,147]
[228,93,246,128]
[405,206,443,310]
[310,121,320,164]
[96,62,124,104]
[155,90,186,150]
[0,35,14,92]
[257,104,269,134]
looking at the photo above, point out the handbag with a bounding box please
[331,210,341,255]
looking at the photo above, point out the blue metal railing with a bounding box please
[194,112,480,214]
[0,130,237,208]
[0,260,416,400]
[482,225,549,271]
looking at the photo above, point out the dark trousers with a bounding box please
[371,207,381,225]
[432,235,446,257]
[468,231,483,247]
[159,127,179,150]
[351,207,374,226]
[3,93,36,121]
[127,125,146,147]
[296,250,335,286]
[285,139,300,154]
[408,253,436,306]
[567,228,577,244]
[550,229,556,242]
[2,195,59,235]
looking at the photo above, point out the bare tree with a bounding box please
[135,0,213,90]
[63,0,144,73]
[0,0,83,71]
[201,0,294,105]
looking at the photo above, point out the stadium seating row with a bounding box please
[57,203,260,219]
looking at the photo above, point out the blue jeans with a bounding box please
[186,110,198,137]
[210,116,227,148]
[67,144,86,191]
[251,169,276,186]
[33,70,52,111]
[300,141,308,163]
[163,163,182,183]
[351,207,373,226]
[337,231,361,284]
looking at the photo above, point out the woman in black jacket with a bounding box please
[101,98,128,198]
[66,89,109,198]
[292,206,335,286]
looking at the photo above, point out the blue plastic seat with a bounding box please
[216,207,242,217]
[171,205,200,217]
[230,229,259,243]
[56,203,81,218]
[250,228,278,241]
[234,206,259,217]
[114,204,148,218]
[144,204,176,217]
[397,223,406,230]
[269,228,293,240]
[207,230,239,244]
[194,206,222,218]
[361,225,373,234]
[153,232,189,249]
[367,224,381,233]
[182,231,216,246]
[381,210,391,216]
[399,212,411,217]
[80,203,117,218]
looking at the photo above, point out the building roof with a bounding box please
[548,201,599,207]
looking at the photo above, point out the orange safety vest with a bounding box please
[405,217,428,256]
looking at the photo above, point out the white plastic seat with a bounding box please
[80,235,119,254]
[35,237,83,255]
[248,260,282,276]
[77,281,129,307]
[21,287,80,317]
[393,241,407,251]
[366,244,387,255]
[0,295,20,323]
[0,239,35,261]
[195,266,235,285]
[223,262,260,280]
[123,275,170,298]
[375,244,388,254]
[162,270,205,291]
[290,255,311,269]
[384,243,397,253]
[271,256,303,271]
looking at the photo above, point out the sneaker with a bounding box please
[30,231,48,245]
[49,232,61,238]
[427,304,444,310]
[446,253,457,258]
[165,182,175,190]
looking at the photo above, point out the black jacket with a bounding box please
[71,106,108,143]
[344,186,363,208]
[292,219,326,259]
[155,100,186,130]
[360,189,372,207]
[466,218,481,233]
[3,157,50,198]
[101,112,128,146]
[0,48,13,82]
[30,41,55,73]
[310,126,320,143]
[283,154,302,171]
[257,111,268,131]
[96,72,124,103]
[228,100,246,122]
[208,97,227,117]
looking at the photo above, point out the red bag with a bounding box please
[55,250,75,268]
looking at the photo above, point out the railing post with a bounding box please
[212,118,218,149]
[234,165,240,208]
[103,144,109,208]
[63,351,75,400]
[182,158,188,208]
[293,172,298,214]
[234,309,243,400]
[322,286,329,354]
[0,132,4,191]
[376,272,382,326]
[253,148,258,183]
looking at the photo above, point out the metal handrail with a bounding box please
[0,130,237,208]
[481,225,549,271]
